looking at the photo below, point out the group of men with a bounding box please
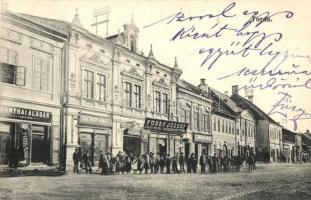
[72,148,256,175]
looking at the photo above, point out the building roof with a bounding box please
[177,79,203,95]
[210,88,241,113]
[231,94,278,124]
[7,11,70,36]
[282,128,296,142]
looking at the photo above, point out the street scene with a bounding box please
[1,0,311,199]
[1,163,310,200]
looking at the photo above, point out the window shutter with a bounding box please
[16,66,26,86]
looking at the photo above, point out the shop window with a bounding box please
[33,57,49,91]
[97,74,106,101]
[84,70,94,99]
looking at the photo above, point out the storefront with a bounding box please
[144,118,187,156]
[0,105,52,166]
[193,133,212,157]
[77,113,112,166]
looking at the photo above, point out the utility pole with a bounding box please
[91,7,110,37]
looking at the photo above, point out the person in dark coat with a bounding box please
[212,153,217,173]
[137,155,144,175]
[189,153,197,173]
[73,148,80,173]
[199,153,207,174]
[159,155,165,174]
[179,152,185,173]
[83,150,92,174]
[171,154,179,174]
[99,154,105,175]
[154,153,160,174]
[166,154,171,174]
[207,156,212,173]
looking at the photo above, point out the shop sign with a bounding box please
[144,118,188,134]
[0,105,51,123]
[79,113,112,127]
[193,133,213,143]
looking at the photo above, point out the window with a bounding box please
[232,124,235,135]
[0,48,16,65]
[97,74,106,101]
[222,119,224,132]
[193,111,198,130]
[155,91,161,113]
[134,85,141,109]
[125,82,132,107]
[229,122,231,134]
[218,119,220,132]
[225,121,228,133]
[203,113,210,132]
[84,70,94,99]
[213,118,216,131]
[130,35,135,52]
[34,57,49,91]
[0,63,25,86]
[0,49,25,86]
[162,93,169,115]
[237,128,239,135]
[186,108,191,126]
[180,108,186,123]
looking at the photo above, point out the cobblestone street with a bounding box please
[0,163,310,200]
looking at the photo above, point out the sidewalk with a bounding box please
[0,165,66,177]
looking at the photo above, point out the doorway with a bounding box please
[0,132,11,165]
[158,138,167,157]
[185,143,190,158]
[31,125,48,163]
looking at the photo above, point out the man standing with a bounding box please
[199,153,207,174]
[212,153,217,173]
[72,148,80,173]
[179,152,185,173]
[166,154,171,174]
[83,150,92,174]
[207,156,212,173]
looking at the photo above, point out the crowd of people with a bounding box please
[72,148,256,175]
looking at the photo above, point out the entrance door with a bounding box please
[0,132,11,165]
[195,143,198,159]
[94,134,108,166]
[158,138,167,157]
[80,133,93,162]
[185,143,190,159]
[31,125,48,164]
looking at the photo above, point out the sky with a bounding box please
[3,0,311,133]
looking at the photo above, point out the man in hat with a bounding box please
[179,152,185,173]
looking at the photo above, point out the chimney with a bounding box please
[245,88,254,103]
[199,78,209,95]
[200,78,206,85]
[232,85,238,95]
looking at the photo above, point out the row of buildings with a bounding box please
[0,9,310,170]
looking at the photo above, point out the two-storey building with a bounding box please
[0,11,66,167]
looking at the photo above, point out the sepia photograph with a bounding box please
[0,0,310,199]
